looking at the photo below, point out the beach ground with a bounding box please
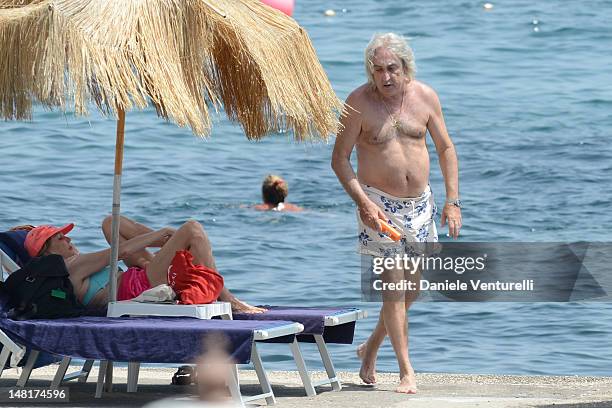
[1,365,611,407]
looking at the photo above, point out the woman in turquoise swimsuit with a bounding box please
[22,216,264,313]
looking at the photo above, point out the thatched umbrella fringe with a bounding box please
[0,0,342,139]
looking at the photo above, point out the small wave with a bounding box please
[577,98,612,106]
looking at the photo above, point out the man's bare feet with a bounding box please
[359,359,377,385]
[231,299,267,314]
[395,371,417,394]
[357,342,377,385]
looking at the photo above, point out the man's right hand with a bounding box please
[358,199,387,232]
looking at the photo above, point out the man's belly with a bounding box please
[357,147,430,198]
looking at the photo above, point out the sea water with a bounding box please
[1,0,611,375]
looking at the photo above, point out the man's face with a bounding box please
[371,47,405,97]
[46,233,78,258]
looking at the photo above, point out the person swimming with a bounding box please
[254,174,303,212]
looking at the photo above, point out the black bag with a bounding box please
[0,254,88,320]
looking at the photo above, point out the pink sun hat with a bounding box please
[24,223,75,257]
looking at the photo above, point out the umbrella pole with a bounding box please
[108,109,126,305]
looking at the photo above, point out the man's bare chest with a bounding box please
[360,112,428,145]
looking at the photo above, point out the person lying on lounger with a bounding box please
[20,216,265,313]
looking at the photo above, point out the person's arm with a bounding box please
[117,228,173,258]
[331,92,386,231]
[68,249,112,281]
[424,85,462,238]
[69,228,172,280]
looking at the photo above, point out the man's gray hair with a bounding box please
[365,33,416,88]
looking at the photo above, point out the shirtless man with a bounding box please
[331,33,462,393]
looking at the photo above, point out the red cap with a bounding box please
[24,224,75,257]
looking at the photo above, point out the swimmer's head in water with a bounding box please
[365,32,416,90]
[262,174,288,206]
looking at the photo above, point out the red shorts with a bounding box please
[118,267,152,301]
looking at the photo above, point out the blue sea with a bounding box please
[1,1,612,376]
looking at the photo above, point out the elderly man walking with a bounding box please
[331,33,462,393]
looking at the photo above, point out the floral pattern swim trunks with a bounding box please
[357,184,439,257]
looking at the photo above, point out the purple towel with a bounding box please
[233,306,358,344]
[0,316,295,364]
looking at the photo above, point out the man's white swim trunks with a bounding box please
[357,184,438,257]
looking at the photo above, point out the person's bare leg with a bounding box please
[145,220,265,313]
[359,263,420,391]
[394,303,417,393]
[102,215,156,268]
[359,256,419,384]
[359,293,420,385]
[358,266,406,386]
[367,264,418,394]
[380,267,414,394]
[358,256,386,384]
[394,266,420,394]
[358,309,385,384]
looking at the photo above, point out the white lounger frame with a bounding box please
[0,246,19,281]
[107,300,233,320]
[291,309,368,396]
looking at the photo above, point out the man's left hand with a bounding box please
[441,204,462,239]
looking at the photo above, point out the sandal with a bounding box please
[171,365,195,385]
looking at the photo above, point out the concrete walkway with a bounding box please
[1,365,611,407]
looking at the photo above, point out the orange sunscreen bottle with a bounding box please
[378,220,401,242]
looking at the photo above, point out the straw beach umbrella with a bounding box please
[0,0,341,303]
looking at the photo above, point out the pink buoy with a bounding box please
[260,0,294,16]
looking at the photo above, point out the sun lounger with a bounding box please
[233,306,367,395]
[111,305,367,397]
[0,240,308,405]
[0,302,303,405]
[1,232,366,403]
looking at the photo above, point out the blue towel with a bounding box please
[233,306,358,344]
[0,230,30,273]
[0,315,295,364]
